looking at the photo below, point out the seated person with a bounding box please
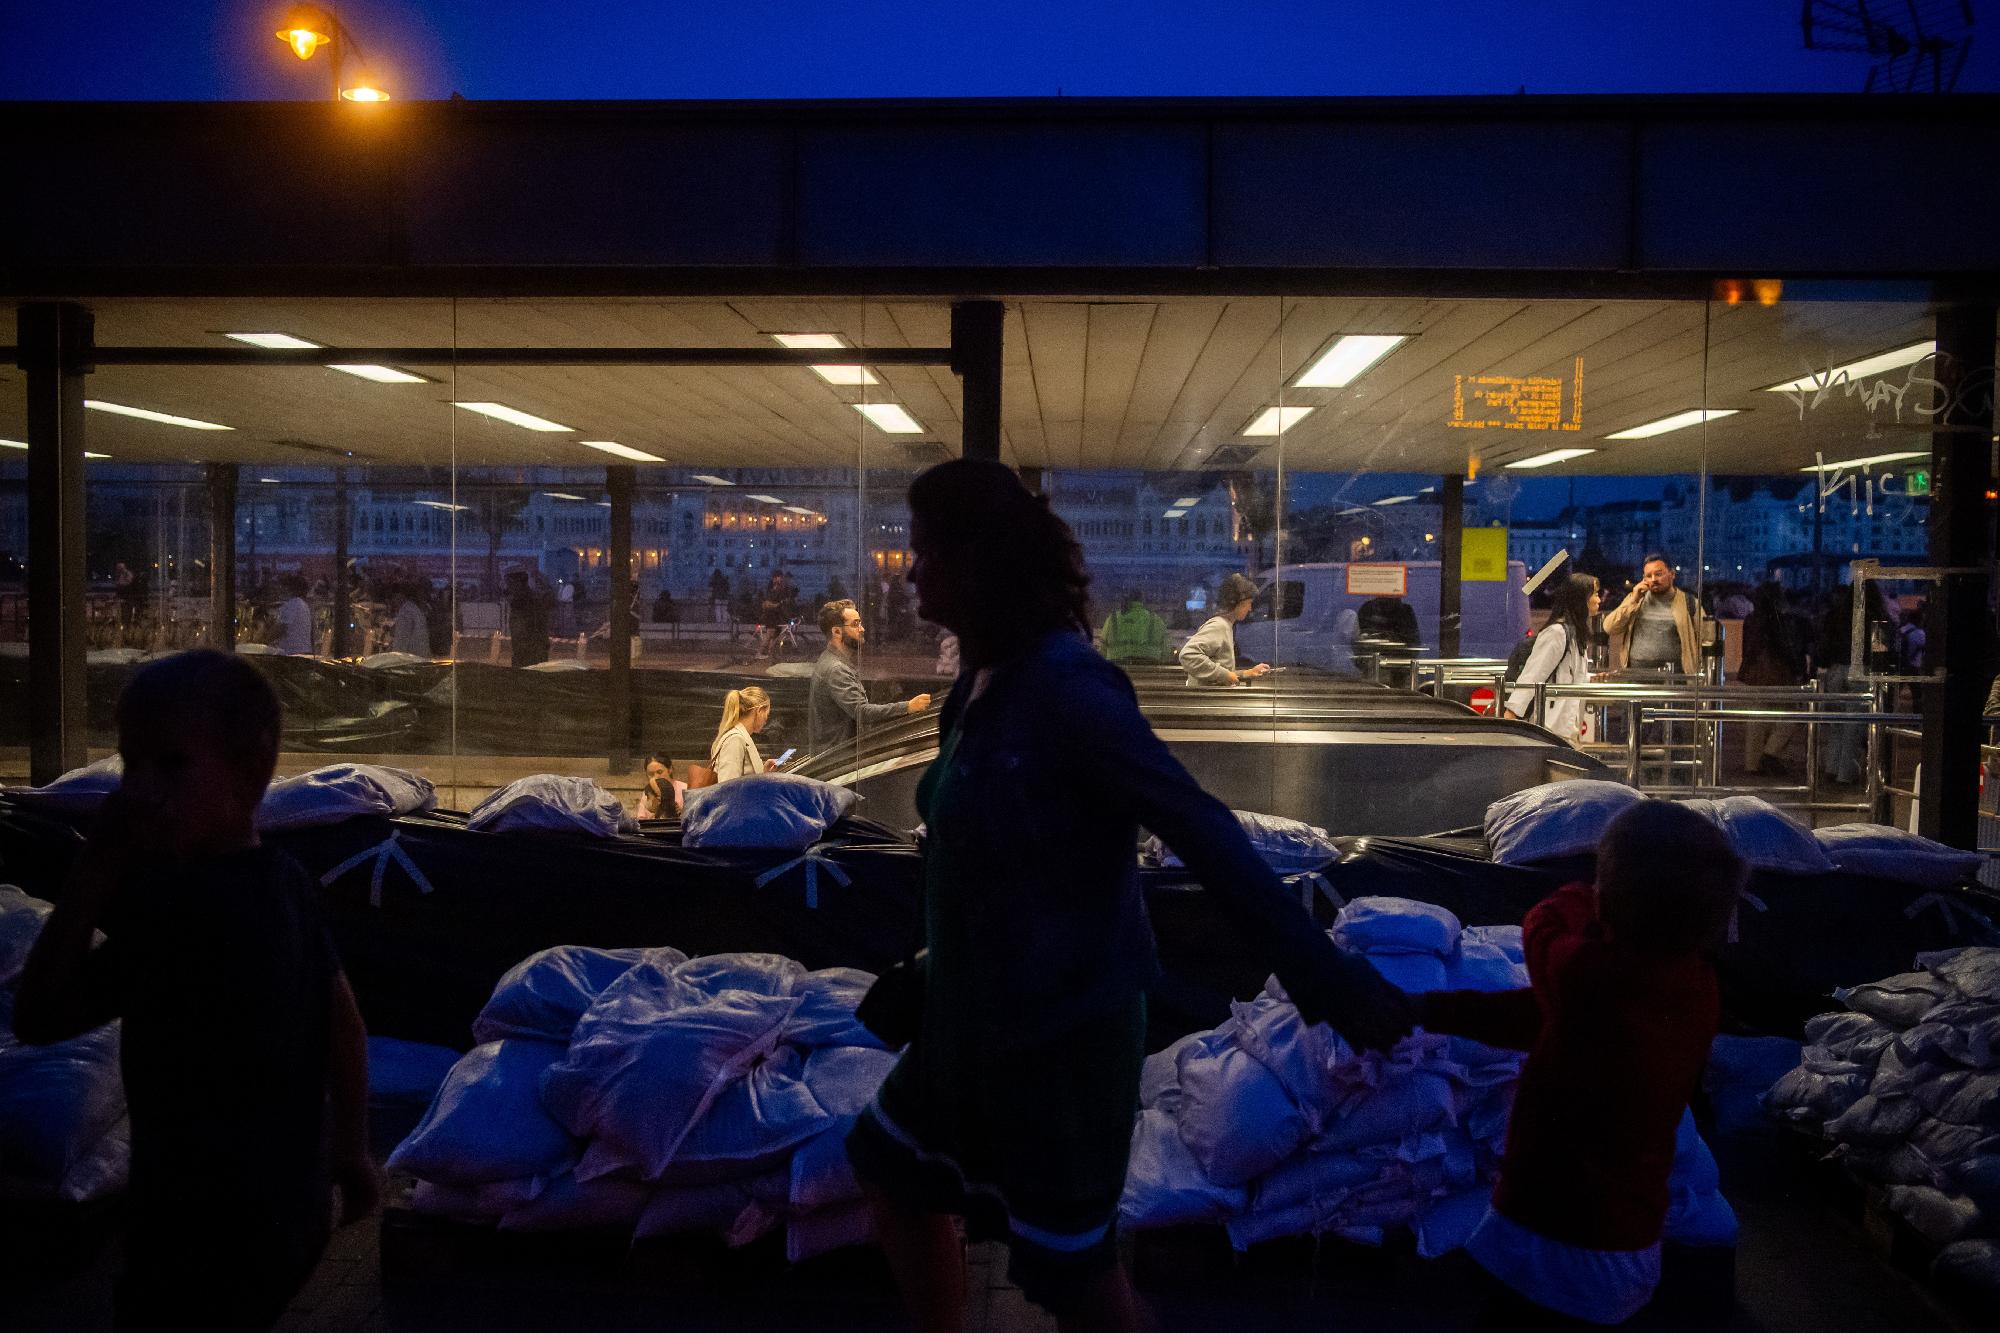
[635,751,685,819]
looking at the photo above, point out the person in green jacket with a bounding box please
[1094,590,1168,664]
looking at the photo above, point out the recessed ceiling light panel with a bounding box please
[329,364,427,384]
[1293,334,1407,388]
[84,400,233,431]
[854,403,924,434]
[1605,408,1741,440]
[1763,341,1936,394]
[580,440,663,462]
[225,332,320,349]
[453,402,573,432]
[1242,406,1314,436]
[1505,448,1598,470]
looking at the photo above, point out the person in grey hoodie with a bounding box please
[808,598,932,754]
[1179,572,1271,686]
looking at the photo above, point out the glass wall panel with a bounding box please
[1007,298,1286,827]
[0,347,23,783]
[1698,287,1950,827]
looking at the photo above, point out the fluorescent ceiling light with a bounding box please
[692,474,733,486]
[1374,495,1416,506]
[1505,448,1598,470]
[1163,509,1188,519]
[1605,408,1741,440]
[596,501,612,507]
[580,440,663,462]
[540,492,586,501]
[747,494,785,504]
[854,403,923,434]
[453,402,573,432]
[1242,405,1314,436]
[414,500,469,512]
[783,505,820,516]
[1763,341,1936,394]
[329,363,427,384]
[1293,334,1408,388]
[1,438,103,457]
[810,365,879,386]
[1171,496,1201,508]
[85,400,232,431]
[1798,450,1928,472]
[260,477,281,483]
[773,333,879,385]
[225,332,319,349]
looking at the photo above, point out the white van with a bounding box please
[1229,561,1530,671]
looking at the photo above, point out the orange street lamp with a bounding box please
[273,4,390,103]
[276,5,333,61]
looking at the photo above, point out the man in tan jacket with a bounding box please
[1603,554,1706,674]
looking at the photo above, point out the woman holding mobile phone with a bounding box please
[710,686,780,783]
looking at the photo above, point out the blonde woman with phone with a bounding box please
[710,686,779,783]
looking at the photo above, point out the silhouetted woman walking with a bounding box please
[845,459,1413,1333]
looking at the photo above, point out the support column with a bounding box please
[1438,474,1465,659]
[18,303,91,784]
[1918,299,1998,848]
[606,465,635,774]
[205,463,237,651]
[331,468,352,657]
[951,301,1005,462]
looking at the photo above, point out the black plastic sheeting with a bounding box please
[1326,832,2000,1036]
[0,655,939,759]
[0,802,1280,1054]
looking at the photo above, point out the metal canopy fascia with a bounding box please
[5,95,2000,299]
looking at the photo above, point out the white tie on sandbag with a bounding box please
[320,830,435,908]
[1282,870,1342,913]
[1726,888,1767,945]
[1904,892,1995,942]
[753,845,852,909]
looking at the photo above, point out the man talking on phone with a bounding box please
[1604,554,1705,675]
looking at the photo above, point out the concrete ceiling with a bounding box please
[0,295,1972,477]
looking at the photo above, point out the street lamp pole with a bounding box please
[275,5,389,103]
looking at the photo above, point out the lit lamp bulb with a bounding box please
[340,77,390,102]
[276,6,333,59]
[279,26,329,59]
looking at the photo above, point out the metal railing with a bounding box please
[1390,652,1944,820]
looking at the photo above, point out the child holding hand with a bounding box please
[16,650,376,1330]
[1418,800,1746,1327]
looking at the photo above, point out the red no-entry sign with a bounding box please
[1469,687,1497,715]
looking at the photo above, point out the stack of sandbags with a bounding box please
[1764,947,2000,1299]
[1121,894,1732,1256]
[0,884,128,1205]
[389,945,895,1262]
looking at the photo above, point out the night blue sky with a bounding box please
[3,1,1994,100]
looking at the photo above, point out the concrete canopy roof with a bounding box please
[0,293,1972,476]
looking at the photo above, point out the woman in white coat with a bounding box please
[1504,574,1602,742]
[710,685,779,783]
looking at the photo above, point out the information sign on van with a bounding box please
[1345,564,1408,597]
[1447,356,1584,433]
[1461,527,1509,582]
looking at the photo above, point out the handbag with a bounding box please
[685,762,717,790]
[856,948,928,1049]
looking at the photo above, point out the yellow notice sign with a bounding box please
[1462,527,1509,583]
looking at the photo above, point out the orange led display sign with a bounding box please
[1448,357,1584,433]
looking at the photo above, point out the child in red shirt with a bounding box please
[1419,800,1746,1326]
